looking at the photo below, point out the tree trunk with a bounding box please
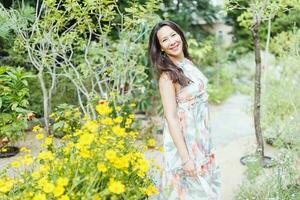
[251,22,265,157]
[37,70,50,134]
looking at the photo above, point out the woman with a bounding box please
[148,20,221,200]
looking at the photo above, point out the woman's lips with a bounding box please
[169,43,180,51]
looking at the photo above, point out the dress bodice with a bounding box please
[175,58,209,104]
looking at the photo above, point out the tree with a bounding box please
[226,0,300,55]
[226,0,300,166]
[0,0,160,133]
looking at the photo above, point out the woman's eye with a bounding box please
[172,33,176,37]
[162,39,167,42]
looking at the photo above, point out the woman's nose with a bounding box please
[169,38,176,46]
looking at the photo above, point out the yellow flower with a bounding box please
[144,185,158,196]
[147,138,156,147]
[92,194,101,200]
[83,120,99,133]
[125,118,132,125]
[0,178,13,193]
[115,106,121,112]
[78,133,95,146]
[134,158,149,178]
[96,102,112,116]
[32,125,41,132]
[57,177,69,187]
[97,163,107,173]
[24,191,34,197]
[112,125,126,137]
[20,146,30,153]
[158,146,164,152]
[53,185,65,197]
[113,116,123,123]
[33,193,46,200]
[37,151,54,161]
[58,195,70,200]
[11,161,21,168]
[31,171,41,179]
[129,103,136,107]
[99,137,106,144]
[108,179,125,194]
[105,150,117,162]
[79,148,91,158]
[113,155,130,170]
[129,114,135,119]
[101,117,113,126]
[43,182,55,193]
[35,133,44,140]
[44,137,53,145]
[37,164,50,173]
[23,157,33,166]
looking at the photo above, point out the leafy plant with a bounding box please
[50,104,82,138]
[0,66,32,147]
[262,55,300,148]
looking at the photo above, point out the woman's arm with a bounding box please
[158,73,190,162]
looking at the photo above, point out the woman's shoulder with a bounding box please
[159,72,171,82]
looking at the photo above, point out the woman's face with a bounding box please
[156,25,184,60]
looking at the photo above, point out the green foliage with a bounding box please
[262,55,300,148]
[159,0,220,41]
[0,2,35,66]
[188,37,236,104]
[50,104,82,138]
[270,29,300,57]
[0,66,32,145]
[0,66,31,112]
[235,149,299,200]
[207,77,234,104]
[27,76,78,117]
[226,0,300,56]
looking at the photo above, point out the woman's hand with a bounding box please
[182,159,197,177]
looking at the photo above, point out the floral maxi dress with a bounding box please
[157,58,221,200]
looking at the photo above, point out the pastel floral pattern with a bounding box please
[156,58,221,200]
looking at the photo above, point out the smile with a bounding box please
[169,43,180,51]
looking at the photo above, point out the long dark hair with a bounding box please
[148,20,192,86]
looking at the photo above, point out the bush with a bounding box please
[262,55,300,148]
[50,104,82,138]
[0,100,158,199]
[0,66,32,147]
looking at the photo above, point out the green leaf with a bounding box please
[53,120,64,131]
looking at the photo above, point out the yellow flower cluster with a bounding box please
[96,101,112,116]
[0,100,159,199]
[108,178,125,194]
[0,177,13,193]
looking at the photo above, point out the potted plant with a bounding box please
[0,66,32,158]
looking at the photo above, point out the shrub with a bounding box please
[0,66,32,147]
[50,104,82,138]
[0,100,158,199]
[262,55,300,148]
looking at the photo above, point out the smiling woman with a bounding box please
[148,21,221,200]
